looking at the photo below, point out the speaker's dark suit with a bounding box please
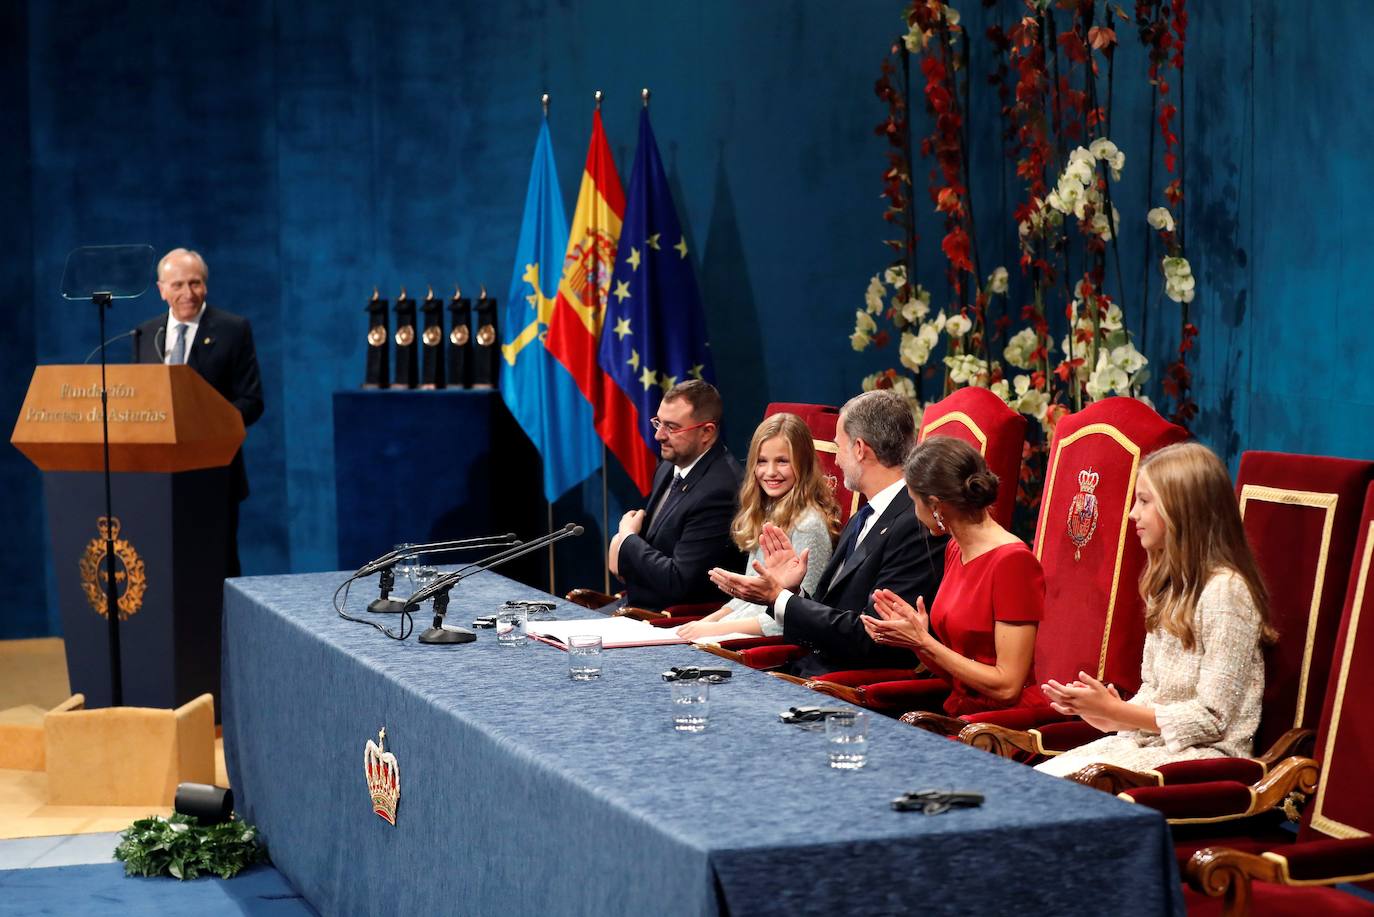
[780,487,947,678]
[134,305,264,576]
[617,441,744,610]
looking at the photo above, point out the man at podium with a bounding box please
[133,248,263,576]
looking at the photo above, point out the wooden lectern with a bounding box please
[11,365,245,712]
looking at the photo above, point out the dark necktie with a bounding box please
[834,502,875,570]
[652,472,685,530]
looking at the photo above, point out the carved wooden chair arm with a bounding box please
[564,588,619,609]
[1186,846,1285,917]
[899,711,965,737]
[1069,762,1161,795]
[805,680,867,706]
[956,722,1046,758]
[611,605,669,622]
[1186,832,1374,917]
[1254,727,1316,771]
[693,643,744,663]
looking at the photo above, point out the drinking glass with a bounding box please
[393,543,417,590]
[495,606,528,646]
[567,635,603,680]
[670,678,710,732]
[826,711,868,769]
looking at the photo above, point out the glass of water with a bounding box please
[495,606,528,647]
[393,543,417,590]
[826,711,868,769]
[568,634,603,680]
[670,678,710,733]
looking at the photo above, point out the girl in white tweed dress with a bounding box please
[1036,442,1276,778]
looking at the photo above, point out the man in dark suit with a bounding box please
[134,248,264,577]
[709,389,946,677]
[608,380,743,610]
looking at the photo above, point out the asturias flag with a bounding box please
[499,119,602,502]
[545,109,656,494]
[597,107,714,495]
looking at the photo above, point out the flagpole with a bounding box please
[546,499,556,594]
[601,447,610,593]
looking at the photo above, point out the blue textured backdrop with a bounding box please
[4,1,1372,638]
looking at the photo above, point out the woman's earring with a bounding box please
[933,510,945,532]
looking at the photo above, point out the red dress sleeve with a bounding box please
[990,546,1046,624]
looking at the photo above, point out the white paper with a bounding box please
[527,617,688,647]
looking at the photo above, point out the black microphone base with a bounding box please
[368,597,408,614]
[418,625,477,645]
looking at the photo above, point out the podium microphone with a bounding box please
[357,533,519,614]
[411,523,584,645]
[83,328,139,364]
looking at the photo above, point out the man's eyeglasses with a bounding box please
[649,418,715,437]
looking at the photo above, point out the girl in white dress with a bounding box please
[1036,442,1275,778]
[676,413,838,640]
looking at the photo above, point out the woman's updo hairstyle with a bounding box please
[903,435,999,516]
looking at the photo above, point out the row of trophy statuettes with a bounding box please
[364,287,500,390]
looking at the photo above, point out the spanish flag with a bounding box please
[545,110,658,495]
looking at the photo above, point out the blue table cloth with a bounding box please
[222,571,1184,917]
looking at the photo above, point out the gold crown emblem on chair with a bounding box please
[1066,468,1101,561]
[364,728,400,826]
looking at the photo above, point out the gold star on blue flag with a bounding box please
[597,108,715,459]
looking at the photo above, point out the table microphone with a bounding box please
[411,523,583,645]
[355,534,519,614]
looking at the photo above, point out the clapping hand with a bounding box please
[707,524,808,606]
[1041,671,1127,733]
[861,589,931,653]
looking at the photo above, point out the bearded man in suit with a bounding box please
[608,380,744,610]
[134,248,263,577]
[709,389,946,677]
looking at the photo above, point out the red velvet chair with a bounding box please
[1152,481,1374,915]
[694,403,856,669]
[1040,451,1374,785]
[879,397,1189,741]
[916,385,1026,527]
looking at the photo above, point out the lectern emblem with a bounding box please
[394,325,415,347]
[79,516,147,620]
[422,325,442,347]
[365,727,400,826]
[367,325,386,347]
[1066,469,1101,561]
[451,325,470,346]
[476,324,496,347]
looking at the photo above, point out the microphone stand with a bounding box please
[410,524,583,645]
[93,291,123,705]
[359,533,519,614]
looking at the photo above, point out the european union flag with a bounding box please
[500,120,602,502]
[597,108,714,482]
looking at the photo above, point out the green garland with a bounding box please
[114,813,267,880]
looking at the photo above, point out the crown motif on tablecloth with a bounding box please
[365,728,400,826]
[1077,469,1100,494]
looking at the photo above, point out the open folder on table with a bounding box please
[527,618,755,650]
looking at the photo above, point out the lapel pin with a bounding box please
[202,336,213,346]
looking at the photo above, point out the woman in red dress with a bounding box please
[861,436,1046,716]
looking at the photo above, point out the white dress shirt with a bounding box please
[772,476,907,624]
[162,304,206,364]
